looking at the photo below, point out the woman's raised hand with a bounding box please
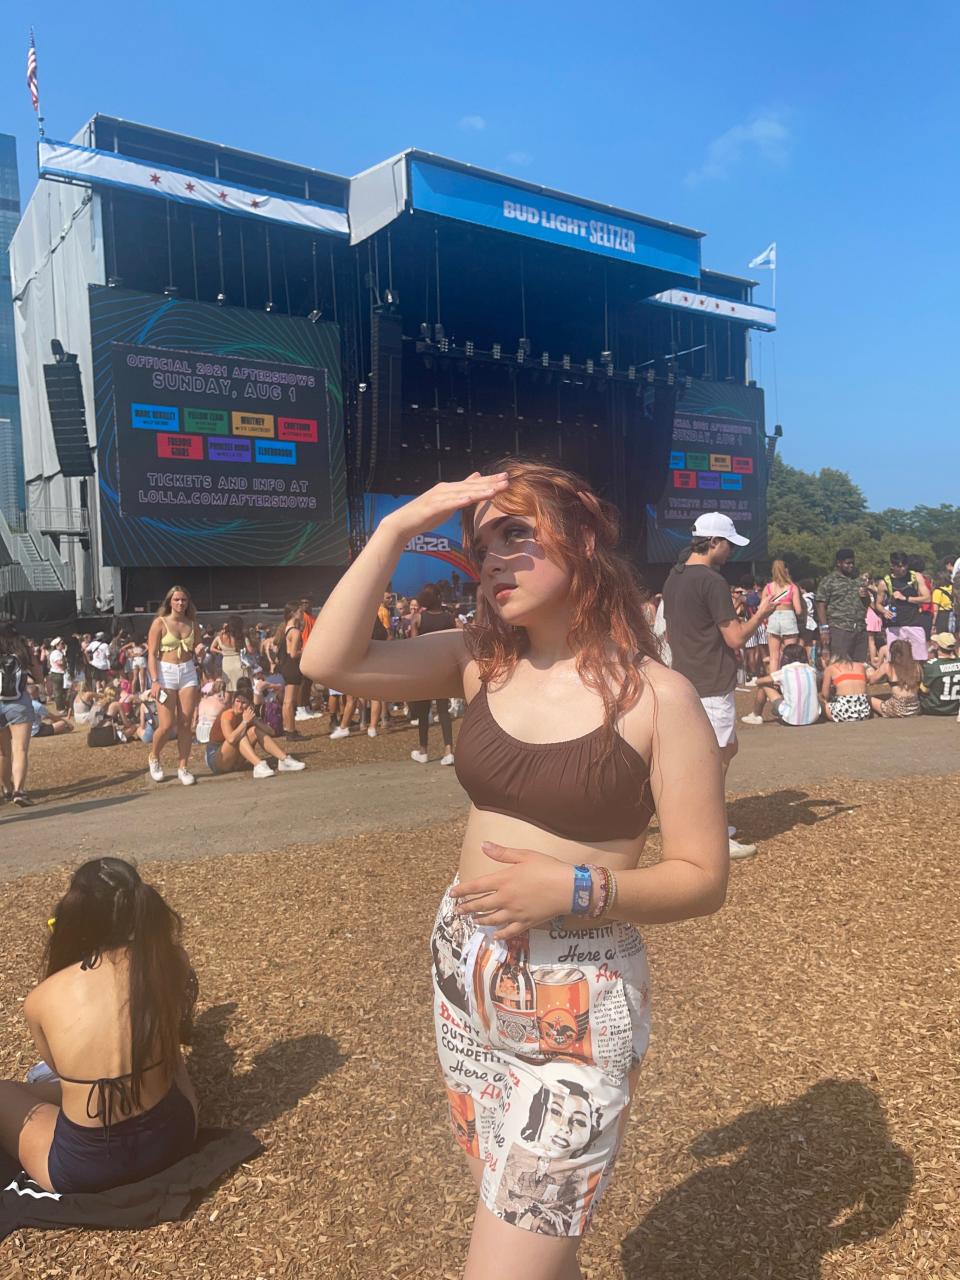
[380,472,509,541]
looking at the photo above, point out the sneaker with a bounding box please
[743,678,758,688]
[411,750,429,764]
[295,707,310,721]
[285,730,305,741]
[728,837,757,859]
[278,756,306,772]
[252,760,275,779]
[367,727,378,738]
[440,753,455,766]
[12,790,33,808]
[330,726,350,740]
[740,713,764,725]
[409,718,419,727]
[178,767,196,786]
[148,755,165,783]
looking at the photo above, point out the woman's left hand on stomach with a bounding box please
[450,843,573,940]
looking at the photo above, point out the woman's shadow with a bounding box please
[188,1003,346,1131]
[621,1079,913,1279]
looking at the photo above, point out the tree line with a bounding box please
[765,456,959,580]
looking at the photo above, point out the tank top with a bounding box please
[454,684,654,842]
[416,609,456,635]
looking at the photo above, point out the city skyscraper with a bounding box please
[0,133,25,519]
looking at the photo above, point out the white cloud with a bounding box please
[458,114,487,132]
[506,150,533,167]
[685,113,789,185]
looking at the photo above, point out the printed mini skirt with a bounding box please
[430,881,651,1237]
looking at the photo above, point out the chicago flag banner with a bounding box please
[38,140,349,237]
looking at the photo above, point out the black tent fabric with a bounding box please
[0,1127,262,1241]
[0,591,77,624]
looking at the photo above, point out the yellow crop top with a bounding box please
[159,621,195,657]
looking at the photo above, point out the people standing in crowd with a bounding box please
[275,603,305,739]
[797,579,820,665]
[408,584,457,765]
[740,642,820,726]
[918,633,960,716]
[863,576,886,667]
[0,858,199,1192]
[909,556,935,643]
[146,586,201,786]
[739,575,767,685]
[47,637,67,712]
[931,565,955,637]
[127,635,148,694]
[815,548,871,665]
[821,645,871,722]
[300,462,729,1275]
[210,617,246,692]
[85,632,113,690]
[330,612,391,740]
[63,635,86,694]
[761,560,802,673]
[295,597,321,721]
[662,512,776,857]
[0,623,41,807]
[867,639,921,718]
[25,678,74,738]
[205,678,305,778]
[875,551,930,661]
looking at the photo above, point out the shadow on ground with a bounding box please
[189,1003,347,1131]
[621,1079,913,1279]
[729,790,858,841]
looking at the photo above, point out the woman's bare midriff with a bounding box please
[458,805,647,930]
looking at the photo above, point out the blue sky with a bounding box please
[2,1,957,510]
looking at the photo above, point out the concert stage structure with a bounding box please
[8,117,776,613]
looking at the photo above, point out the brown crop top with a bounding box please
[454,683,654,842]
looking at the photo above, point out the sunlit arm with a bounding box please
[609,668,729,924]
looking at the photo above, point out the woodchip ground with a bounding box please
[0,709,957,1278]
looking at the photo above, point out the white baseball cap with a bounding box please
[691,512,750,547]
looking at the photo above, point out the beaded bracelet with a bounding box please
[607,869,619,914]
[587,865,611,918]
[571,864,593,915]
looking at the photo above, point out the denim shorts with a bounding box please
[431,882,651,1238]
[767,609,799,638]
[0,692,34,728]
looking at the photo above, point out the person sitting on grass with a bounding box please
[25,679,74,739]
[0,858,199,1193]
[918,632,960,717]
[821,645,872,722]
[204,677,306,779]
[195,679,228,744]
[867,639,921,718]
[740,642,820,726]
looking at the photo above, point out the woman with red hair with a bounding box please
[301,461,728,1279]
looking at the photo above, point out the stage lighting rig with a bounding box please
[434,324,446,343]
[216,292,227,306]
[465,340,475,357]
[627,365,636,380]
[307,309,323,323]
[420,322,431,340]
[516,345,526,365]
[107,276,124,289]
[492,343,502,360]
[600,350,612,364]
[541,352,550,367]
[585,359,594,374]
[562,354,571,371]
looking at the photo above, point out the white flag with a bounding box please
[749,242,776,269]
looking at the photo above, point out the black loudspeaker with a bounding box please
[370,309,403,459]
[43,362,94,476]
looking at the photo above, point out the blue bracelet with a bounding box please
[571,865,593,916]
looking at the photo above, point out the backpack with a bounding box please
[0,653,25,701]
[261,695,283,736]
[87,723,119,748]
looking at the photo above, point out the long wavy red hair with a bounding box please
[460,459,660,756]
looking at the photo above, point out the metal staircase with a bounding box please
[0,506,75,595]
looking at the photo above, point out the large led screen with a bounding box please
[89,287,348,568]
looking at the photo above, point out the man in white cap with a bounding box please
[662,512,777,858]
[85,631,112,690]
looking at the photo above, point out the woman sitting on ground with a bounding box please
[205,678,305,779]
[0,858,198,1193]
[821,646,871,722]
[71,679,100,727]
[867,638,921,718]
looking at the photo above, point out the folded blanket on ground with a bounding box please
[0,1127,262,1240]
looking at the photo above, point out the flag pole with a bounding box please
[28,29,44,139]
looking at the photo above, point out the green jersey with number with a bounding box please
[919,657,960,715]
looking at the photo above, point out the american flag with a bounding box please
[26,31,39,112]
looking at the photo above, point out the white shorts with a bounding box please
[700,691,737,748]
[157,660,199,692]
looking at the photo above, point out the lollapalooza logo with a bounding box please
[406,534,453,553]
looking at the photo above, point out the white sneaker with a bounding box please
[277,756,306,772]
[743,678,758,688]
[728,837,757,859]
[295,707,309,721]
[440,753,455,766]
[740,713,764,725]
[252,760,275,779]
[147,755,164,783]
[178,767,196,786]
[330,726,350,739]
[409,718,419,727]
[411,750,429,764]
[367,727,378,737]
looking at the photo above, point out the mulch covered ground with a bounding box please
[1,776,958,1278]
